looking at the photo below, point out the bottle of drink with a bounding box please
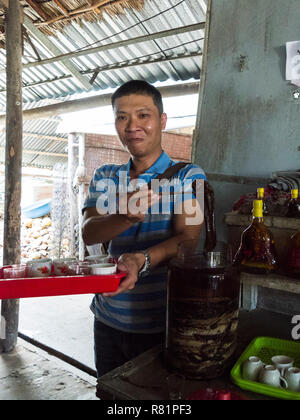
[233,200,278,274]
[286,230,300,277]
[256,187,267,215]
[286,189,300,218]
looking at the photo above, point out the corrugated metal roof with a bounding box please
[0,0,207,168]
[0,99,68,169]
[0,0,206,109]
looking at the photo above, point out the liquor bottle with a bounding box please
[256,187,268,215]
[286,230,300,277]
[233,200,278,274]
[286,189,300,218]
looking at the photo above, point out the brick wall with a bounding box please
[85,132,192,180]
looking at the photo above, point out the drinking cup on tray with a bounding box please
[271,355,294,376]
[285,367,300,392]
[90,263,117,275]
[27,259,52,278]
[258,365,288,389]
[53,258,76,276]
[68,262,91,276]
[3,264,27,279]
[242,356,264,381]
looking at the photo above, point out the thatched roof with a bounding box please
[7,0,145,38]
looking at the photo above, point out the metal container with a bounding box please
[165,240,241,379]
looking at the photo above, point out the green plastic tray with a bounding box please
[231,337,300,400]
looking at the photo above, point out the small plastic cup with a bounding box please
[68,262,91,276]
[3,265,27,279]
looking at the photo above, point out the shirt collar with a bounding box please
[116,151,172,178]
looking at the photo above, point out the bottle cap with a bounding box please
[257,188,264,198]
[253,200,263,217]
[291,189,298,199]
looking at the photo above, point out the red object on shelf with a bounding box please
[188,388,248,400]
[0,266,126,299]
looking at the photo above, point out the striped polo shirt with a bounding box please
[83,151,206,334]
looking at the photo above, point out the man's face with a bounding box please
[113,94,167,159]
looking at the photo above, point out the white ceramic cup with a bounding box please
[258,365,288,389]
[27,258,52,277]
[90,263,117,275]
[271,355,294,376]
[242,356,264,381]
[285,367,300,392]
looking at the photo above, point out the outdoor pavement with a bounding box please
[0,294,101,400]
[0,338,97,400]
[18,294,95,371]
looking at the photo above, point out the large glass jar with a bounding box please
[165,240,241,380]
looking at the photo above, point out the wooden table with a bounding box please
[97,309,295,400]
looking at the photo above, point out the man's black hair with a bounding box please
[111,80,164,115]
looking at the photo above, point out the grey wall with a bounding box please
[194,0,300,241]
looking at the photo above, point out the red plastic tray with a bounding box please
[0,267,126,299]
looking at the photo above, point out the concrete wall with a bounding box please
[193,0,300,240]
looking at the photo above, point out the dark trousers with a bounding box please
[94,318,164,377]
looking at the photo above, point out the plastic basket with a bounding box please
[231,336,300,400]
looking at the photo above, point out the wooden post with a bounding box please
[0,0,23,353]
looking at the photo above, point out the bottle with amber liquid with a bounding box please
[286,189,300,218]
[286,230,300,277]
[233,200,278,274]
[257,187,268,215]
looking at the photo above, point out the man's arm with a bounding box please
[103,198,204,297]
[82,207,134,246]
[82,188,159,246]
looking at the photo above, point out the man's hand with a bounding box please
[102,252,146,297]
[119,187,159,224]
[82,187,159,246]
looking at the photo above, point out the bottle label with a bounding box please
[288,249,300,269]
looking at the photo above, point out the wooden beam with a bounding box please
[39,0,138,27]
[23,149,67,157]
[0,146,67,157]
[1,130,68,142]
[21,131,68,142]
[52,0,69,16]
[22,16,91,90]
[25,0,49,21]
[21,23,205,70]
[0,51,202,91]
[0,0,23,354]
[0,81,200,124]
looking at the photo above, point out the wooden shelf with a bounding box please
[225,211,300,230]
[241,272,300,295]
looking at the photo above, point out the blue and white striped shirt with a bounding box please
[83,151,206,333]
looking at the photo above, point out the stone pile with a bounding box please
[21,215,71,262]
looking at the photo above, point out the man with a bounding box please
[82,80,206,377]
